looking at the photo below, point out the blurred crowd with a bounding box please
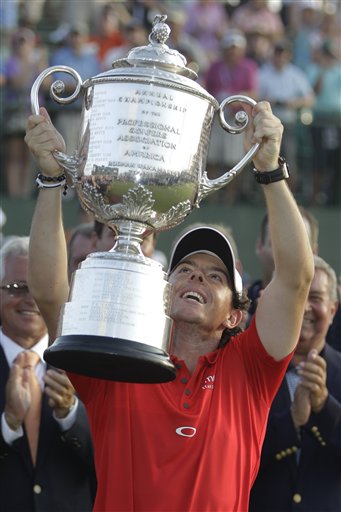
[0,0,340,204]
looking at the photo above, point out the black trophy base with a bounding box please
[44,335,176,383]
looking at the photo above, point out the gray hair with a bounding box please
[0,236,30,283]
[314,255,338,302]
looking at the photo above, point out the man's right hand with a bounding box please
[25,107,66,176]
[4,354,33,430]
[290,383,311,429]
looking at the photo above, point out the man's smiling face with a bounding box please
[296,268,337,356]
[0,255,47,347]
[168,252,234,333]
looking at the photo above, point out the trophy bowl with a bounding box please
[31,15,259,382]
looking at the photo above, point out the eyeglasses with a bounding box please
[0,282,30,297]
[274,47,286,53]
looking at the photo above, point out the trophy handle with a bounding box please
[197,95,260,203]
[30,65,83,182]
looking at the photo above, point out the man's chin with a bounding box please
[295,336,311,352]
[296,333,321,353]
[298,327,313,343]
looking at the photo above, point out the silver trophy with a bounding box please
[31,15,259,383]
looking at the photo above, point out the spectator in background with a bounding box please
[92,221,116,252]
[248,204,341,351]
[0,237,96,511]
[231,0,284,43]
[125,0,168,31]
[0,0,20,34]
[204,28,259,115]
[183,0,229,63]
[68,220,167,279]
[258,38,315,190]
[0,207,7,248]
[314,11,341,62]
[89,2,129,70]
[67,223,95,281]
[327,275,341,352]
[17,0,46,30]
[306,39,341,205]
[249,255,341,512]
[165,8,209,77]
[2,27,48,198]
[49,21,101,155]
[248,206,319,322]
[57,0,97,31]
[291,0,322,72]
[204,29,259,203]
[245,28,274,68]
[92,221,167,267]
[102,17,147,71]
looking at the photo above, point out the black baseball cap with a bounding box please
[168,226,243,294]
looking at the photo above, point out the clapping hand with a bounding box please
[43,369,76,418]
[4,353,34,430]
[291,383,311,429]
[297,349,328,413]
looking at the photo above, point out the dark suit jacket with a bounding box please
[327,304,341,352]
[249,343,341,512]
[0,346,97,512]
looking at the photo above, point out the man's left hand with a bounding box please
[297,349,328,413]
[244,101,283,172]
[43,369,75,418]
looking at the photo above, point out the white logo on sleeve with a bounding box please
[202,375,215,390]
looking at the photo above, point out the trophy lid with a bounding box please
[111,15,198,80]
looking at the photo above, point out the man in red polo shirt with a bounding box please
[25,101,314,511]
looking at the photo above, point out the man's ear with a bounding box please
[90,231,98,249]
[222,309,244,329]
[255,235,263,258]
[330,300,339,325]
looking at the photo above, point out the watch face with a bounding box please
[282,162,290,179]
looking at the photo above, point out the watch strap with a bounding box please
[253,157,290,185]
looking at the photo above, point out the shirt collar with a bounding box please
[0,328,48,367]
[171,347,220,367]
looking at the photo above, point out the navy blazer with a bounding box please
[0,346,97,512]
[249,343,341,512]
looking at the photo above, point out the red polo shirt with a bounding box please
[69,318,292,511]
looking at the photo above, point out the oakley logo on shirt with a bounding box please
[175,426,197,437]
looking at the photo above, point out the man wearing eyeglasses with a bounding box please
[0,237,96,511]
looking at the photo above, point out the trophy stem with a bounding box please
[113,235,143,257]
[110,220,147,257]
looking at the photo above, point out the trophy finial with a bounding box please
[112,12,197,79]
[150,15,170,45]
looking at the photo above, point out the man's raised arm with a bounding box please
[25,107,70,341]
[247,102,314,360]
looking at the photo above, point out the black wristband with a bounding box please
[253,157,290,185]
[36,172,66,183]
[36,172,68,195]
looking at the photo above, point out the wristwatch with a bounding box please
[253,157,290,185]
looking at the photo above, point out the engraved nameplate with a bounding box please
[81,82,210,176]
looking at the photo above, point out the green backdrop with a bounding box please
[1,197,340,280]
